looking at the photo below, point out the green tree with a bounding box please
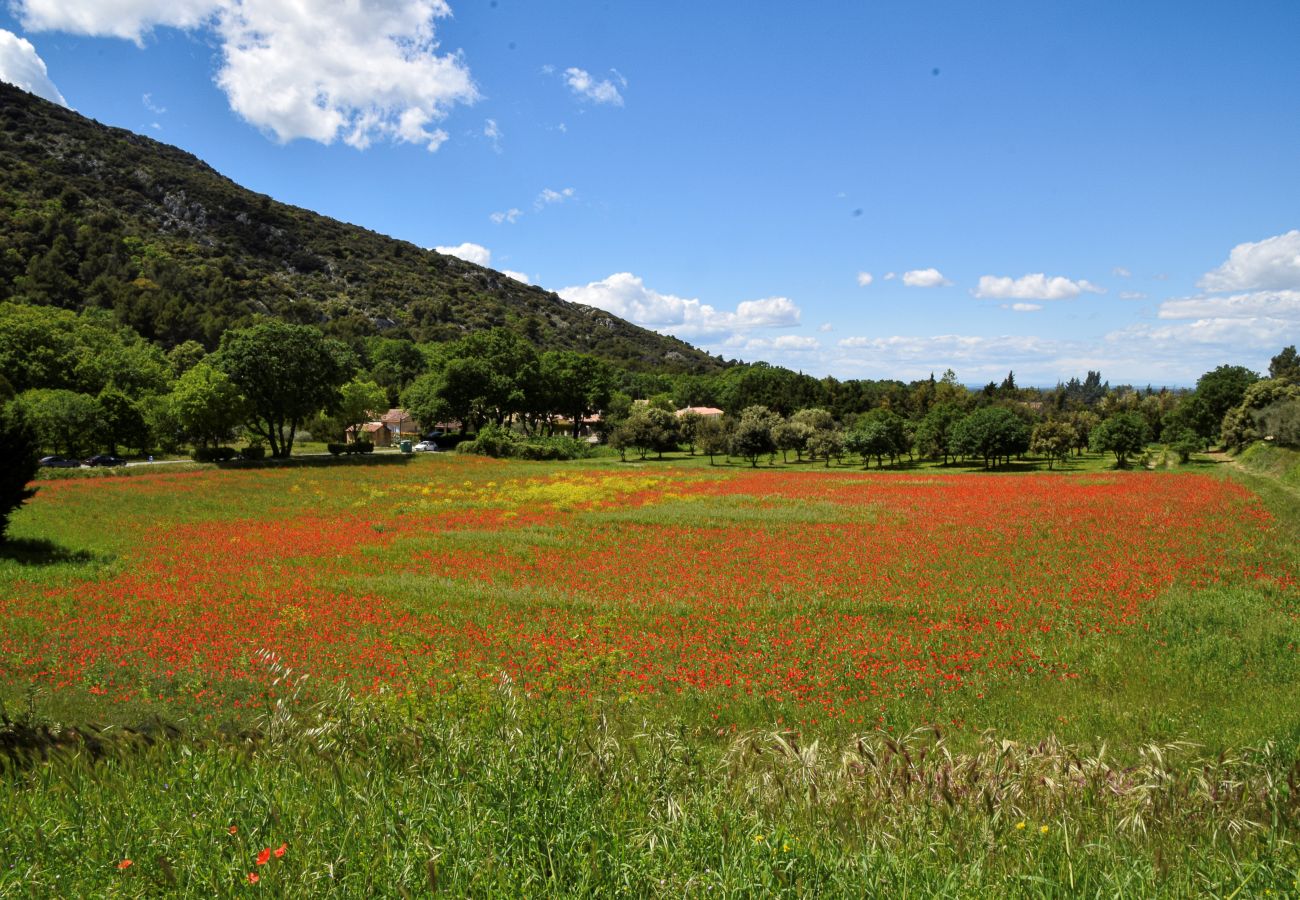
[1269,345,1299,383]
[401,372,454,437]
[336,378,390,441]
[616,406,679,459]
[0,404,39,542]
[695,415,731,465]
[845,419,895,469]
[805,426,844,467]
[13,388,105,457]
[213,321,354,458]
[1029,420,1074,470]
[727,405,780,467]
[1191,364,1259,442]
[170,363,248,449]
[1089,411,1150,468]
[1165,426,1202,463]
[771,419,813,463]
[98,386,151,455]
[951,407,1030,469]
[914,403,963,464]
[541,351,611,439]
[367,337,427,400]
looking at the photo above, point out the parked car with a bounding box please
[39,455,82,468]
[83,454,126,467]
[413,440,439,452]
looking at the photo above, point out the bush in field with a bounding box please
[1165,426,1203,463]
[0,403,38,542]
[457,424,593,461]
[191,445,238,462]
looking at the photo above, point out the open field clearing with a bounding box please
[2,455,1299,896]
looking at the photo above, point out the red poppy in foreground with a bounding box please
[274,843,287,858]
[256,848,271,866]
[117,859,132,870]
[247,872,259,884]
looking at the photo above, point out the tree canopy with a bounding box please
[213,321,354,457]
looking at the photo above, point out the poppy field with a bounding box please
[2,455,1299,895]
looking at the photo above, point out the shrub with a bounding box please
[456,426,593,461]
[191,446,238,462]
[327,442,346,456]
[239,444,266,461]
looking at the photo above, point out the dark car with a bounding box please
[39,455,82,468]
[82,454,126,467]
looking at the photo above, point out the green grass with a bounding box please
[1,448,1298,896]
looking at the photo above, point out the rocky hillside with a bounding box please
[0,82,722,373]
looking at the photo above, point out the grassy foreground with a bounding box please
[1,452,1298,896]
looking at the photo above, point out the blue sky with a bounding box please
[1,1,1298,386]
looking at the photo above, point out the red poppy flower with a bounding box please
[256,848,271,866]
[273,843,287,858]
[247,872,259,884]
[117,859,133,870]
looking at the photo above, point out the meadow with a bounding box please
[1,453,1298,896]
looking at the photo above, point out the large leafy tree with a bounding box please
[12,388,105,457]
[213,321,354,458]
[541,350,611,439]
[336,378,390,441]
[170,362,248,449]
[1089,411,1150,468]
[1190,364,1259,442]
[914,403,963,464]
[951,406,1030,469]
[0,404,39,543]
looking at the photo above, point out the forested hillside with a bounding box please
[0,83,721,373]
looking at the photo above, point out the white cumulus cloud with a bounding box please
[557,272,799,339]
[1002,303,1043,312]
[17,0,219,42]
[856,271,873,287]
[0,28,67,106]
[563,66,623,105]
[974,273,1104,300]
[501,270,531,284]
[1198,230,1300,292]
[433,242,491,266]
[17,0,477,150]
[489,208,522,225]
[902,268,952,288]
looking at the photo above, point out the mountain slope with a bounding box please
[0,82,722,373]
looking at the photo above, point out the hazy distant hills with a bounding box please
[0,82,723,373]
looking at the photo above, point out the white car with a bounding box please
[413,440,439,452]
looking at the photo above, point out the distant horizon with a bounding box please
[0,1,1295,384]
